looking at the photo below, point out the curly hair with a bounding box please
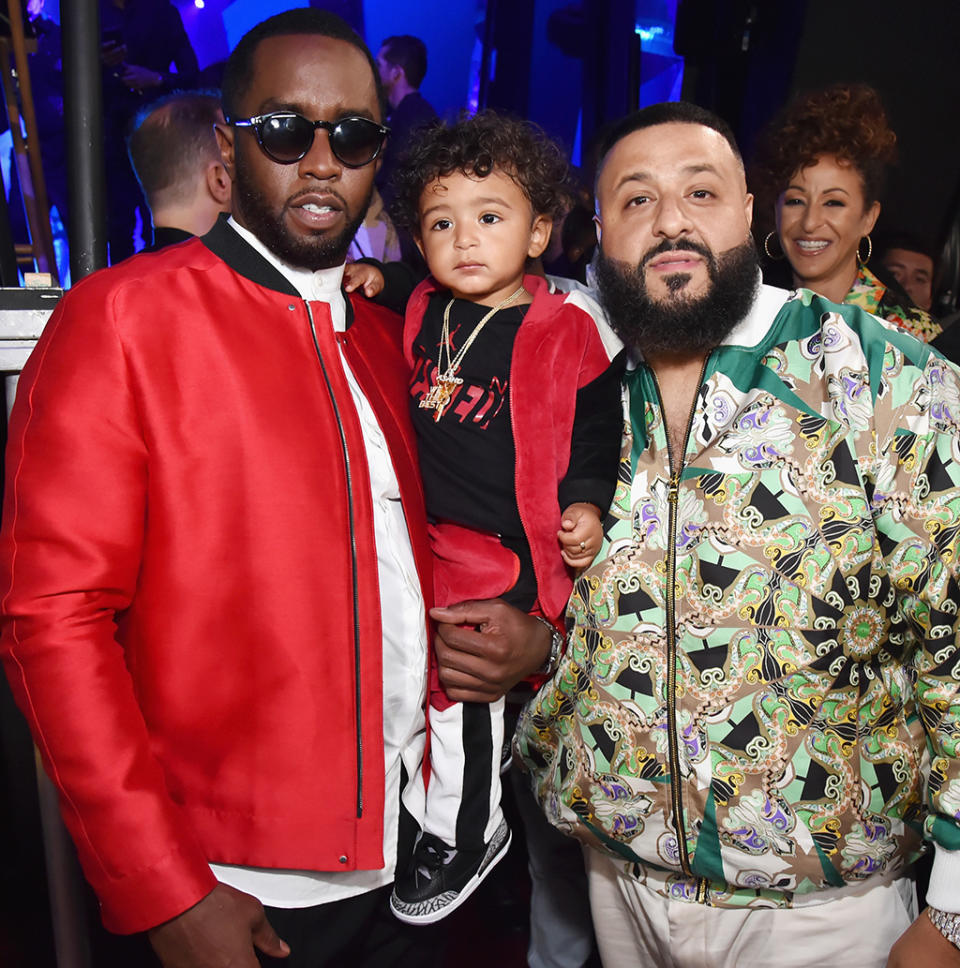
[390,111,571,233]
[751,83,897,213]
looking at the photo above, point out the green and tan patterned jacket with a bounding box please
[516,284,960,908]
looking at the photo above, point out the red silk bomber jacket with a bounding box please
[0,220,434,933]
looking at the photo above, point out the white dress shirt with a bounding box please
[209,218,427,907]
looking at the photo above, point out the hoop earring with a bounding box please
[858,234,872,264]
[764,231,784,261]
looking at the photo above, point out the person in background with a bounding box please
[127,91,231,251]
[346,187,403,264]
[752,83,941,343]
[21,0,68,277]
[516,100,960,968]
[100,0,199,261]
[374,34,438,207]
[880,233,937,312]
[543,202,599,286]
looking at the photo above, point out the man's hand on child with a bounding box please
[430,600,551,702]
[558,502,603,568]
[343,262,385,298]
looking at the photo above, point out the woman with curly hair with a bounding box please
[752,83,940,342]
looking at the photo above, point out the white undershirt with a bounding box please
[209,219,428,907]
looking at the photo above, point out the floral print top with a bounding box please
[516,285,960,909]
[845,263,941,343]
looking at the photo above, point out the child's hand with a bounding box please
[558,502,603,569]
[343,261,385,298]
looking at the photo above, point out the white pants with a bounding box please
[585,849,917,968]
[421,697,505,848]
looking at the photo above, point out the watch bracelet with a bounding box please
[928,906,960,949]
[532,616,563,676]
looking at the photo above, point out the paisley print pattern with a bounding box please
[516,287,960,909]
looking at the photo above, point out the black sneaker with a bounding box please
[389,819,512,924]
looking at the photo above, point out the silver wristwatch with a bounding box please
[928,906,960,949]
[533,616,564,676]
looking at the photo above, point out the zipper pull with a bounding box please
[668,475,680,504]
[696,877,708,903]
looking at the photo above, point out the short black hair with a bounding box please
[221,8,385,120]
[127,91,222,208]
[880,232,936,264]
[380,35,428,89]
[598,101,743,172]
[391,110,571,234]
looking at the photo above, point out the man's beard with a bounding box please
[233,148,371,272]
[596,236,759,356]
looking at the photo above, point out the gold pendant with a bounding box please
[419,372,462,421]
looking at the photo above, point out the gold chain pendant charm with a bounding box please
[420,371,462,420]
[421,285,526,422]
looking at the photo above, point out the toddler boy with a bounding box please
[380,112,623,924]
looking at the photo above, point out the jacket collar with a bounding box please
[201,214,299,297]
[720,280,792,350]
[200,213,355,327]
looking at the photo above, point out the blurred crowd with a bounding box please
[15,0,959,351]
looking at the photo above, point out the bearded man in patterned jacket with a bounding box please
[515,101,960,968]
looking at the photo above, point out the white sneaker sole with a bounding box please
[389,821,512,925]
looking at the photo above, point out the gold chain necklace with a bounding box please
[419,284,527,422]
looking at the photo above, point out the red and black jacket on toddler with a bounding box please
[404,272,624,706]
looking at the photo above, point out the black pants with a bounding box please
[255,772,447,966]
[257,886,447,968]
[100,889,446,968]
[109,774,445,966]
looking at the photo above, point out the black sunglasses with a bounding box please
[227,112,390,168]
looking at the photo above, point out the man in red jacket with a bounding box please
[0,9,550,967]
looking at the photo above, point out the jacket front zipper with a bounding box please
[306,302,364,819]
[650,359,709,903]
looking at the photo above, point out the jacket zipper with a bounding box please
[507,374,538,610]
[650,358,709,903]
[305,302,363,819]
